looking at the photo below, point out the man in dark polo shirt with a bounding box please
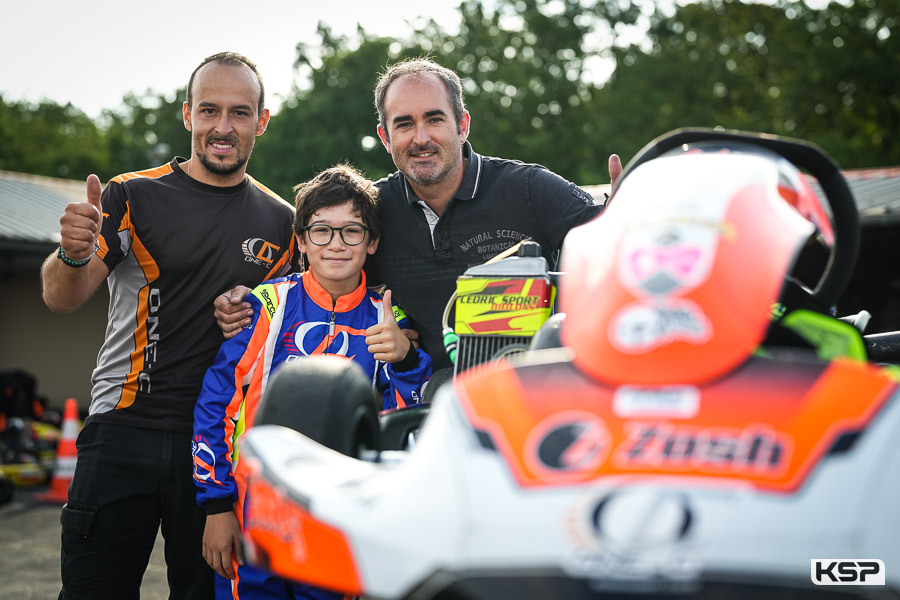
[216,58,621,373]
[369,58,620,371]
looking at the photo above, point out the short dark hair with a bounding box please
[374,57,466,140]
[186,51,265,115]
[293,163,381,242]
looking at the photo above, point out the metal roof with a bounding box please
[0,170,89,251]
[1,166,899,252]
[844,167,900,222]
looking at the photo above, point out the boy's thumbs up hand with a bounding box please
[366,289,411,363]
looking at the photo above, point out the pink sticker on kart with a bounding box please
[619,223,720,298]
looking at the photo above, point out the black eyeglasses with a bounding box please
[302,224,369,246]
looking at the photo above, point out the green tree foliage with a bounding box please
[2,0,897,187]
[101,90,189,177]
[0,96,108,178]
[789,0,900,166]
[251,24,410,201]
[253,0,642,197]
[417,0,640,184]
[599,0,900,167]
[0,90,187,182]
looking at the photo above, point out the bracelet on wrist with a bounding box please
[57,244,98,268]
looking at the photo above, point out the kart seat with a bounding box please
[528,312,566,351]
[559,151,820,386]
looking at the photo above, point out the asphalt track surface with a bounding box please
[0,484,168,599]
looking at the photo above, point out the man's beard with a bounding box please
[195,135,251,176]
[197,151,250,176]
[404,144,460,186]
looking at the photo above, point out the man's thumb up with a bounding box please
[86,174,103,228]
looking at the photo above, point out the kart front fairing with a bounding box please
[241,383,488,598]
[241,350,900,599]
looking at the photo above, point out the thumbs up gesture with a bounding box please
[59,174,103,260]
[365,289,411,363]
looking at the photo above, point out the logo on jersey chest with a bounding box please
[283,321,350,357]
[242,238,281,266]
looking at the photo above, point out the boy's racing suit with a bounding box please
[193,268,430,519]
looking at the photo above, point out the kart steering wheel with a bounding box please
[611,128,859,309]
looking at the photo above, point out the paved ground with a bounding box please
[0,484,168,599]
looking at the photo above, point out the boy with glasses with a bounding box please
[193,163,431,599]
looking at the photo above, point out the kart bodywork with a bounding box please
[238,129,900,599]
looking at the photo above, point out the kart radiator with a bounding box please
[453,242,555,375]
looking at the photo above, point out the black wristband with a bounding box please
[203,497,236,515]
[57,244,98,268]
[391,342,419,373]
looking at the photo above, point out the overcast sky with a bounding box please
[2,0,840,120]
[0,0,462,118]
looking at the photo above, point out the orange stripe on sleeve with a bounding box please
[110,163,174,184]
[247,175,284,201]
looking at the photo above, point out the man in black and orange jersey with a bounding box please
[40,52,296,600]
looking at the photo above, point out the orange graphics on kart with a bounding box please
[238,129,900,599]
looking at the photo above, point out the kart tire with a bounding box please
[255,356,381,458]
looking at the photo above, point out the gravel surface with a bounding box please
[0,485,168,600]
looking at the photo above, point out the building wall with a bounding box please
[0,270,108,413]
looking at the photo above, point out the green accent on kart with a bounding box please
[770,302,787,320]
[781,309,867,361]
[233,400,247,463]
[442,328,458,365]
[878,364,900,382]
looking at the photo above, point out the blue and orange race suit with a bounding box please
[192,269,431,516]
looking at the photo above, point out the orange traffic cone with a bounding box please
[35,398,81,503]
